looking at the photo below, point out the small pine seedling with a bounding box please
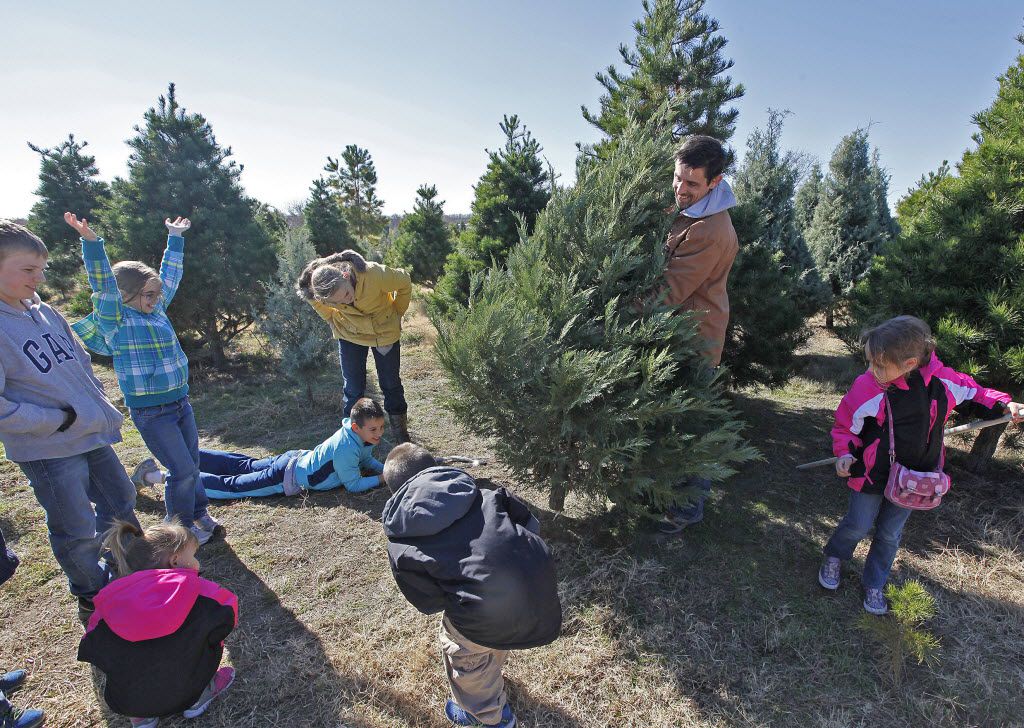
[857,580,941,686]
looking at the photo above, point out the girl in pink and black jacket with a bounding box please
[78,520,237,727]
[818,316,1022,616]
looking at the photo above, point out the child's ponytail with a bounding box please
[103,519,144,577]
[101,518,198,577]
[296,250,367,302]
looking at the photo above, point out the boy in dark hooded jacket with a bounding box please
[381,444,561,728]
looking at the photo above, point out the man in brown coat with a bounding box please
[660,135,738,533]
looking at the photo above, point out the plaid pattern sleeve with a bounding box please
[73,238,124,356]
[160,235,185,307]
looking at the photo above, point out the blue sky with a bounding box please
[1,1,1020,219]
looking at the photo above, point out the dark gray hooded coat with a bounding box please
[381,467,561,650]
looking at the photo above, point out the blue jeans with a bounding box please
[18,446,139,598]
[824,490,913,590]
[338,339,407,417]
[130,396,206,528]
[199,449,304,499]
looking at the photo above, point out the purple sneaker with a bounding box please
[818,557,841,590]
[863,588,888,615]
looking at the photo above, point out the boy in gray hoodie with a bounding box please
[0,220,139,618]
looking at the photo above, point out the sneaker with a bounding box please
[77,595,96,623]
[0,670,26,694]
[129,718,159,728]
[444,699,517,728]
[189,524,213,547]
[130,458,163,489]
[182,666,235,718]
[0,704,44,728]
[863,588,889,616]
[194,513,227,540]
[657,502,704,534]
[818,557,841,590]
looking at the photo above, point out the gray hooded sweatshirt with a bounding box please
[0,296,123,462]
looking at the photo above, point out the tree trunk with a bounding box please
[964,420,1009,473]
[548,482,567,511]
[206,317,227,369]
[825,306,834,330]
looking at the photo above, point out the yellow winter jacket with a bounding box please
[308,263,412,347]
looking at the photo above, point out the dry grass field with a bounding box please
[2,302,1023,728]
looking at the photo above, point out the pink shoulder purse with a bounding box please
[883,394,950,510]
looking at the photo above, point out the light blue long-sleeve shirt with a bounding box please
[294,418,384,493]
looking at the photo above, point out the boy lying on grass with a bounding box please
[134,398,386,499]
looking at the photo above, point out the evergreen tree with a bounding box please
[324,145,387,240]
[434,115,550,310]
[26,134,110,297]
[732,110,829,316]
[793,162,823,236]
[850,41,1024,470]
[102,84,276,367]
[805,129,890,328]
[581,0,744,157]
[387,184,451,282]
[304,177,356,256]
[433,110,756,515]
[256,228,336,402]
[251,199,287,246]
[868,149,900,241]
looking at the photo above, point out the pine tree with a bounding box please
[387,184,451,283]
[581,0,744,157]
[793,162,823,236]
[324,145,387,240]
[26,134,110,297]
[304,177,356,256]
[256,228,336,402]
[732,110,829,317]
[868,149,900,241]
[806,129,890,328]
[102,84,277,367]
[851,41,1024,470]
[433,109,756,515]
[434,115,550,310]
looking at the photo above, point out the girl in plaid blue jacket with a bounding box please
[66,213,222,545]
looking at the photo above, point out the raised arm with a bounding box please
[65,212,122,334]
[159,216,190,307]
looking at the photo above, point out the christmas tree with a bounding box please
[304,176,356,257]
[851,39,1024,470]
[433,110,756,514]
[323,145,388,241]
[26,134,109,297]
[805,129,892,328]
[387,184,452,283]
[434,115,550,311]
[256,228,336,403]
[102,84,277,367]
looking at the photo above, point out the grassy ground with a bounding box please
[2,305,1023,728]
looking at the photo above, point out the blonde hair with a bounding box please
[103,518,198,576]
[861,315,936,369]
[112,260,160,304]
[296,250,367,302]
[0,220,48,263]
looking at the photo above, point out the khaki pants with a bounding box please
[439,616,509,725]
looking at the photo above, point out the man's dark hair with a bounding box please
[383,443,438,490]
[674,135,727,183]
[350,397,386,427]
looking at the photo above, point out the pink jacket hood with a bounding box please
[88,568,237,641]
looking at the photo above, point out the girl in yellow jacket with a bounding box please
[297,251,412,442]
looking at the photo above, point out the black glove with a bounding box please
[56,406,77,433]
